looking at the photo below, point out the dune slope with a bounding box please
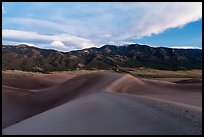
[2,72,123,128]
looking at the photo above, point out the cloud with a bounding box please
[116,2,202,40]
[2,41,37,47]
[2,29,96,51]
[106,41,136,46]
[170,46,202,49]
[2,2,202,50]
[3,18,77,35]
[2,5,5,14]
[50,41,65,47]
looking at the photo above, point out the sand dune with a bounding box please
[2,72,202,135]
[2,76,57,89]
[107,75,202,106]
[174,78,202,84]
[2,72,123,128]
[2,73,77,90]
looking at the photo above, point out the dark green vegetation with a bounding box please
[2,44,202,72]
[115,68,202,78]
[2,69,202,79]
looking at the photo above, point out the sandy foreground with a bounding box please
[2,71,202,135]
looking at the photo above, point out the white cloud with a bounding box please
[2,2,202,50]
[18,42,36,47]
[2,41,36,47]
[116,2,202,40]
[2,29,96,51]
[106,41,136,46]
[170,46,202,49]
[3,18,76,35]
[50,41,65,47]
[2,5,5,14]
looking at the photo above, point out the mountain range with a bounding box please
[2,44,202,72]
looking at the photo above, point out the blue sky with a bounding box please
[2,2,202,51]
[134,20,202,48]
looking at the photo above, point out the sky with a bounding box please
[2,2,202,51]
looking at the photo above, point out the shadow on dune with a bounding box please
[2,72,122,128]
